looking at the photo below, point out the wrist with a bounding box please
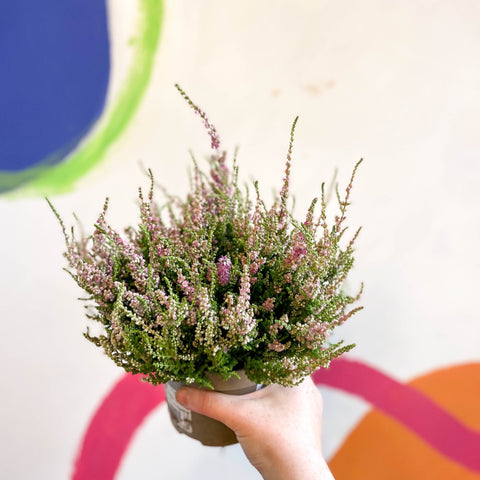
[284,456,334,480]
[261,451,334,480]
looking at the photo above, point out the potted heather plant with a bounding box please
[49,85,363,446]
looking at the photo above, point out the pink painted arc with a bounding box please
[72,373,165,480]
[313,358,480,472]
[72,358,480,478]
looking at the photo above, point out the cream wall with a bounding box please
[1,1,479,478]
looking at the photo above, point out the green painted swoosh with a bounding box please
[2,0,164,196]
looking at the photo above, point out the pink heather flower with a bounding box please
[216,255,232,286]
[269,322,280,334]
[177,271,195,301]
[262,298,275,312]
[268,339,287,352]
[281,357,298,371]
[286,232,307,267]
[249,257,265,277]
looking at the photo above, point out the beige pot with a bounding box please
[165,370,259,446]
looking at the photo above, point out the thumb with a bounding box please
[176,386,239,428]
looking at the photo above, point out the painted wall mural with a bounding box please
[0,0,163,194]
[1,1,479,479]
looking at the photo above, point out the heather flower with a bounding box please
[262,298,275,312]
[48,86,363,389]
[216,255,232,286]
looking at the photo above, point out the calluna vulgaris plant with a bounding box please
[49,85,363,388]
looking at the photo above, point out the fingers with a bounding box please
[175,377,323,437]
[176,386,240,429]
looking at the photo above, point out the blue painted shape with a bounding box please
[0,1,110,171]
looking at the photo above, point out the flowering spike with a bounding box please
[175,83,220,150]
[304,197,318,229]
[147,169,155,204]
[336,158,363,229]
[216,255,232,286]
[46,198,69,245]
[279,116,299,222]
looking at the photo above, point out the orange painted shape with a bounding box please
[328,363,480,480]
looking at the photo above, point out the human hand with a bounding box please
[175,376,335,480]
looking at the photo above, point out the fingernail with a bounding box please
[176,387,190,408]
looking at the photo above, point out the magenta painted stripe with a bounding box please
[313,358,480,472]
[72,374,165,480]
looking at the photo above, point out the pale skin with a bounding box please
[176,376,335,480]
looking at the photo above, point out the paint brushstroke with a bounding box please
[1,0,164,195]
[313,358,480,472]
[0,1,110,174]
[328,363,480,479]
[72,373,165,480]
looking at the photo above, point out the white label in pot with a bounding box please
[165,383,193,434]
